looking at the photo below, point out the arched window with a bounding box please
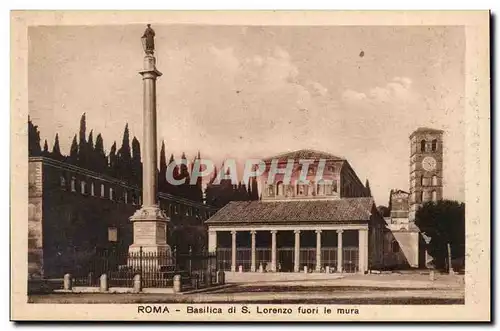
[420,175,424,186]
[71,177,76,192]
[418,191,423,203]
[431,139,437,152]
[109,187,114,200]
[276,181,284,196]
[124,191,128,204]
[60,175,66,189]
[432,175,438,186]
[100,184,105,197]
[297,182,308,196]
[420,140,426,152]
[333,180,338,193]
[432,190,437,202]
[317,180,326,196]
[80,181,86,194]
[90,182,95,196]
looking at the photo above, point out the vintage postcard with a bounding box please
[11,10,490,321]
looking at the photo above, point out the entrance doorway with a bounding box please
[278,248,294,272]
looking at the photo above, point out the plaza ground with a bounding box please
[28,272,464,304]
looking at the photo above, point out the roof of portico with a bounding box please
[205,197,376,225]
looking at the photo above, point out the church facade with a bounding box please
[206,150,386,274]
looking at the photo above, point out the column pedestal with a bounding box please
[128,206,172,269]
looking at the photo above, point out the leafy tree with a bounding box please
[415,200,465,273]
[28,117,42,156]
[377,205,390,218]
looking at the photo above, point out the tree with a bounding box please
[28,117,42,157]
[190,151,204,202]
[94,133,107,173]
[78,113,87,167]
[178,152,191,198]
[131,136,142,186]
[365,179,372,197]
[388,189,394,212]
[250,177,259,200]
[117,124,132,180]
[415,200,465,273]
[377,205,390,218]
[51,133,63,160]
[108,141,118,177]
[159,141,167,193]
[69,135,79,165]
[42,139,49,156]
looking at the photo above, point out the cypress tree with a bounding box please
[131,136,142,186]
[69,134,78,165]
[365,179,372,197]
[159,141,167,193]
[28,116,42,157]
[42,139,49,155]
[117,124,132,180]
[251,177,259,200]
[78,113,87,167]
[192,151,204,202]
[94,133,107,173]
[108,141,117,177]
[52,133,62,160]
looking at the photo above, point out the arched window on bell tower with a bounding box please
[432,175,438,186]
[420,175,424,186]
[431,139,437,151]
[431,190,437,202]
[418,191,423,203]
[420,140,426,152]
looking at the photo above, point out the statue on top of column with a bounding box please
[142,24,155,55]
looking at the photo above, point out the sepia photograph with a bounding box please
[11,10,490,321]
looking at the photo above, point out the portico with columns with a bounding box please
[206,198,381,274]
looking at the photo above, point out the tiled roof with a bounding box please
[206,198,375,224]
[409,127,444,138]
[262,149,345,162]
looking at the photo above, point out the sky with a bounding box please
[28,25,465,205]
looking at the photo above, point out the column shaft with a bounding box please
[294,230,301,272]
[231,231,237,272]
[271,230,277,272]
[142,75,158,207]
[337,229,343,273]
[358,228,369,274]
[315,230,322,272]
[208,230,217,253]
[250,231,256,272]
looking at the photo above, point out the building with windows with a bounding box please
[28,157,218,278]
[206,149,386,274]
[382,127,444,269]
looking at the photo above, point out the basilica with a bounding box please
[206,127,444,273]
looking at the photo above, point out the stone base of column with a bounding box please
[128,206,172,269]
[231,266,236,272]
[251,265,256,272]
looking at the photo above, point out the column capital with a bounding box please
[270,230,278,234]
[208,229,217,234]
[336,229,344,234]
[294,230,301,234]
[231,230,237,235]
[315,229,322,234]
[250,230,257,235]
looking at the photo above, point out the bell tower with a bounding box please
[409,127,444,221]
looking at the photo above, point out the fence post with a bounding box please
[173,274,182,293]
[188,246,193,275]
[133,274,142,293]
[173,246,177,271]
[63,273,72,291]
[99,274,108,292]
[88,272,94,286]
[139,246,143,289]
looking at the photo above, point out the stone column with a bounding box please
[208,230,217,253]
[271,230,277,272]
[337,229,343,273]
[358,228,369,274]
[231,230,237,272]
[250,230,256,272]
[129,25,171,266]
[294,230,301,272]
[315,229,322,272]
